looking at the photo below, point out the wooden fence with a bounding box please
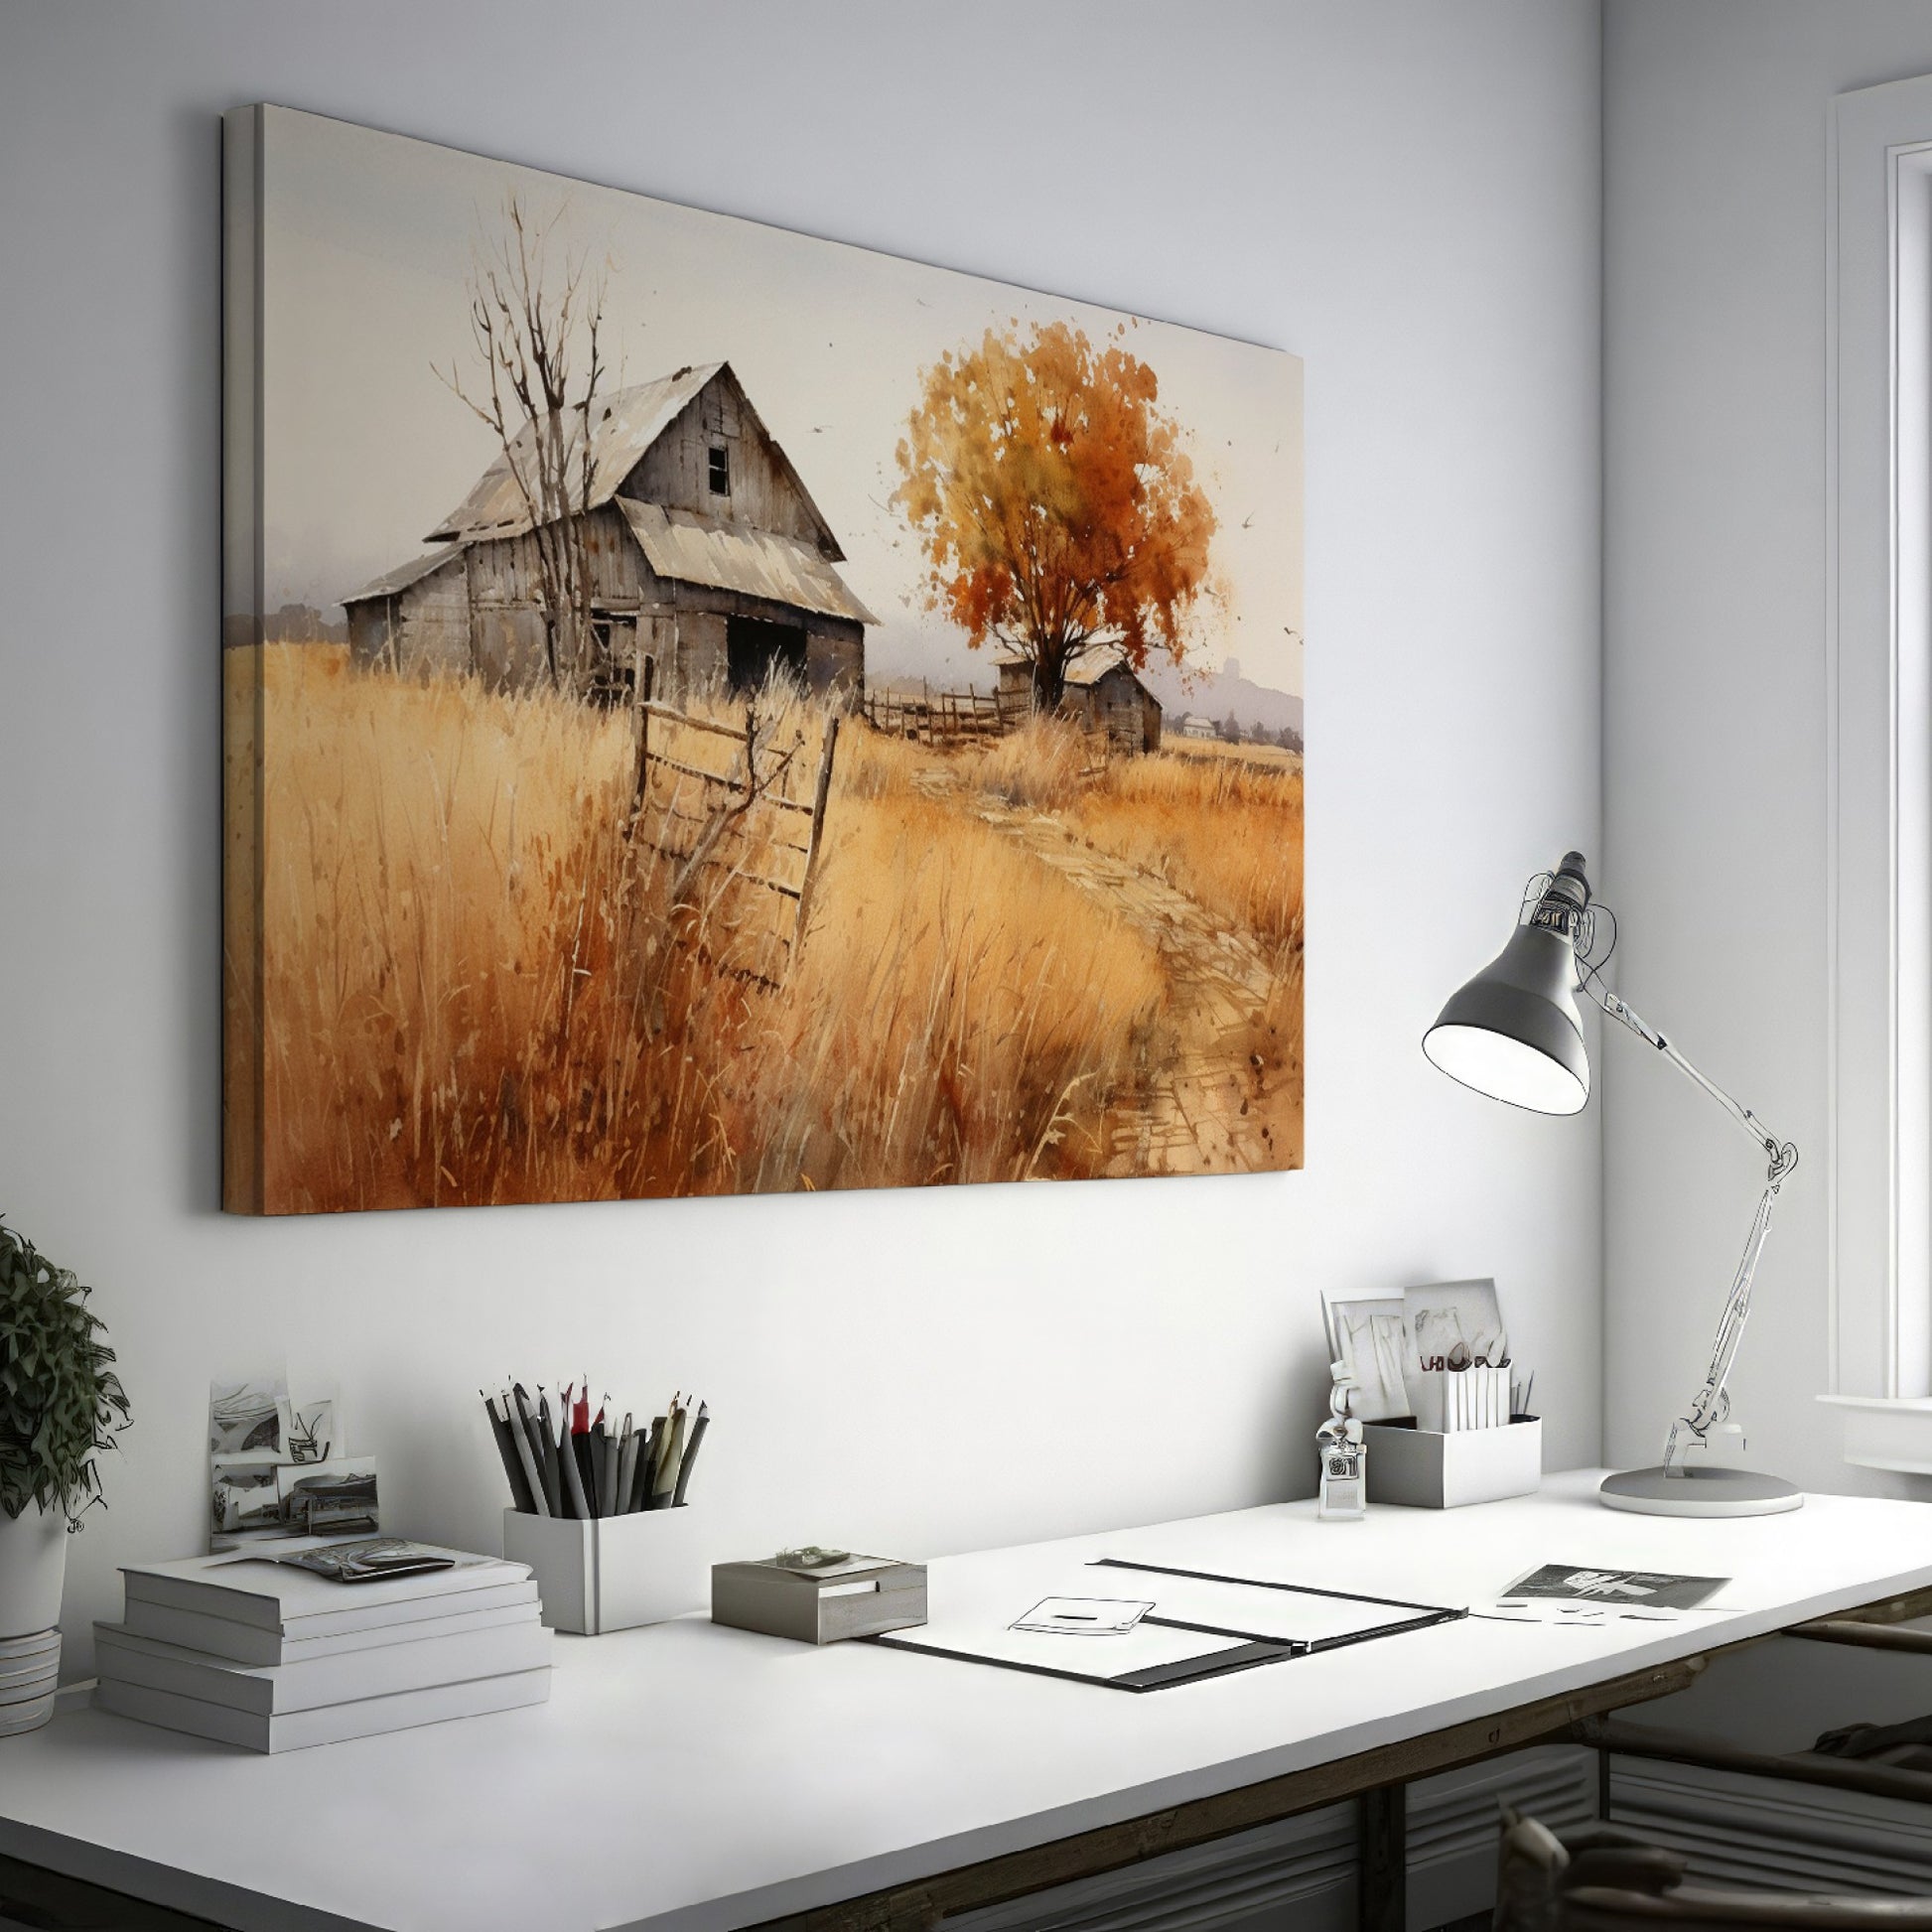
[627,658,839,986]
[863,683,1030,746]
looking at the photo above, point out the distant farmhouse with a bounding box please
[997,656,1163,755]
[344,362,875,703]
[1176,712,1217,740]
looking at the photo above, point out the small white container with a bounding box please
[1361,1416,1543,1508]
[501,1507,709,1635]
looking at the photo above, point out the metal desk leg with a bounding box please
[1359,1783,1406,1932]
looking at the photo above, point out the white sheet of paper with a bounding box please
[1010,1596,1153,1637]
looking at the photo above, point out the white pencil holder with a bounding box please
[502,1507,709,1635]
[1361,1416,1543,1509]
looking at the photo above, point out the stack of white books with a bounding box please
[92,1540,551,1752]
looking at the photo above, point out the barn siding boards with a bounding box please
[675,611,730,689]
[625,381,823,548]
[805,621,864,700]
[345,556,470,677]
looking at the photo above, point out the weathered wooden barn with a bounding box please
[343,361,875,702]
[996,656,1164,754]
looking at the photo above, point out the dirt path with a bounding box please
[912,767,1282,1174]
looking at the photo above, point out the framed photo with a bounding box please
[1322,1296,1413,1422]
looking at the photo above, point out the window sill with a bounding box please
[1816,1394,1932,1473]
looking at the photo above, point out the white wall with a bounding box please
[0,0,1603,1671]
[1602,0,1932,1490]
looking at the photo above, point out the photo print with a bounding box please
[1322,1296,1412,1422]
[1402,1280,1507,1374]
[210,1460,282,1537]
[278,1458,380,1537]
[207,1376,287,1457]
[278,1394,338,1466]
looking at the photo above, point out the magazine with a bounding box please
[273,1539,459,1586]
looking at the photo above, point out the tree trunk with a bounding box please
[1031,647,1067,714]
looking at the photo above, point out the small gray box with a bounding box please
[1361,1417,1542,1508]
[711,1555,926,1645]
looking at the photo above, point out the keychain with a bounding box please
[1317,1359,1367,1521]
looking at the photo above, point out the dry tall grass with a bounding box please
[955,716,1305,1170]
[227,645,1188,1210]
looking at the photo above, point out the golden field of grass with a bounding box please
[224,646,1304,1211]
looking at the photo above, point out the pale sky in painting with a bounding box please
[260,108,1304,699]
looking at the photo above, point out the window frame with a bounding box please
[1828,73,1932,1425]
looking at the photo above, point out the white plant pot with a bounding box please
[0,1503,68,1639]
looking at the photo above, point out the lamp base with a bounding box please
[1598,1464,1804,1517]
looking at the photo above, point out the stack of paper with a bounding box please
[93,1540,550,1752]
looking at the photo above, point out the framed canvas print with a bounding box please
[222,105,1304,1213]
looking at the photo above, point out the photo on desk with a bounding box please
[1500,1565,1727,1611]
[221,104,1305,1214]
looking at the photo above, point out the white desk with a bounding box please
[2,1471,1930,1932]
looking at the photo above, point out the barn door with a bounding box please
[727,616,808,693]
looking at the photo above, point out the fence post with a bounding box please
[793,715,841,948]
[629,653,656,822]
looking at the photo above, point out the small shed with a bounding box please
[996,656,1164,755]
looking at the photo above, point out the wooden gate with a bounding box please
[626,657,839,987]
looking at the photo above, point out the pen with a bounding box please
[631,1418,661,1512]
[650,1402,686,1510]
[484,1391,538,1514]
[671,1404,709,1507]
[535,1392,564,1517]
[509,1385,553,1518]
[600,1421,622,1519]
[615,1415,638,1518]
[559,1384,593,1521]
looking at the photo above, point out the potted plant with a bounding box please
[0,1217,130,1640]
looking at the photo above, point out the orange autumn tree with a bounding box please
[893,322,1217,710]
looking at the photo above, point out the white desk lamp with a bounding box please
[1423,851,1802,1518]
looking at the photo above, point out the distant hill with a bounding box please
[1139,657,1303,742]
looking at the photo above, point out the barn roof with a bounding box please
[424,363,721,545]
[421,361,847,564]
[342,544,464,607]
[617,499,877,626]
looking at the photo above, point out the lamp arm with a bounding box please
[1577,979,1800,1469]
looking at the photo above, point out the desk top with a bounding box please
[2,1471,1930,1932]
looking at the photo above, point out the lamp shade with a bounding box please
[1423,923,1589,1116]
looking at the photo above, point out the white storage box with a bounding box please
[501,1507,708,1635]
[1361,1417,1542,1508]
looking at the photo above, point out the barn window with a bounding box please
[708,444,730,495]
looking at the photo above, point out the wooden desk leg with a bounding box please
[1358,1783,1406,1932]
